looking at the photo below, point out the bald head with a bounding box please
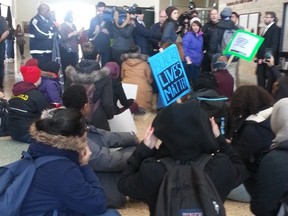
[159,10,167,25]
[38,3,50,18]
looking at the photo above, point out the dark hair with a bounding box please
[96,2,106,8]
[191,20,202,28]
[62,85,88,110]
[64,10,73,22]
[265,11,278,23]
[229,85,274,118]
[35,108,86,137]
[232,12,239,18]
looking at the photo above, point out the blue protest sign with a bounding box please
[148,44,191,106]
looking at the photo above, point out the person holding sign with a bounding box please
[182,17,203,86]
[255,11,280,94]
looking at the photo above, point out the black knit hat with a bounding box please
[40,61,60,74]
[165,6,178,18]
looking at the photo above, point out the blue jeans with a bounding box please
[87,208,120,216]
[5,39,14,59]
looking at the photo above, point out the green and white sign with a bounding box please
[224,30,264,62]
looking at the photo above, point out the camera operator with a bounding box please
[111,9,135,68]
[88,2,111,66]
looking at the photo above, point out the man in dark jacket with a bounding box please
[7,66,51,143]
[202,8,219,72]
[118,100,247,215]
[29,3,57,65]
[255,11,280,93]
[209,7,239,90]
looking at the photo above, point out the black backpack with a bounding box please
[0,98,9,137]
[189,89,228,135]
[154,155,226,216]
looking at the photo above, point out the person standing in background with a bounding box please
[29,3,57,65]
[231,12,244,30]
[5,21,15,63]
[15,24,26,60]
[161,6,179,45]
[0,15,9,92]
[255,11,280,93]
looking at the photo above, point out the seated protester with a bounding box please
[121,46,154,112]
[65,59,114,131]
[62,85,138,208]
[211,53,234,99]
[118,100,247,215]
[20,108,120,216]
[104,62,139,115]
[227,85,275,197]
[251,98,288,216]
[266,55,288,102]
[38,61,62,108]
[81,41,99,61]
[7,66,51,143]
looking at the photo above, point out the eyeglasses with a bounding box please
[264,16,272,19]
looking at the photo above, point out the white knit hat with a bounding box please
[189,17,201,26]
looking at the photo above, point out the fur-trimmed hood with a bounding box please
[121,52,149,62]
[65,62,110,84]
[30,123,86,153]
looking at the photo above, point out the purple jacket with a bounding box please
[182,31,204,66]
[39,76,62,106]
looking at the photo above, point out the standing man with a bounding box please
[256,11,280,93]
[88,2,111,67]
[202,8,219,72]
[149,10,167,55]
[231,12,244,30]
[29,3,57,65]
[0,15,9,91]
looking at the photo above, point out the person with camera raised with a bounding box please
[88,2,111,67]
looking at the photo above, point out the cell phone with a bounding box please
[265,48,272,62]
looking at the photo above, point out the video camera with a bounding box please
[102,4,139,24]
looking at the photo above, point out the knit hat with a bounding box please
[165,6,177,18]
[152,100,219,160]
[104,62,120,79]
[20,66,41,84]
[189,17,201,26]
[25,58,38,66]
[221,7,232,19]
[212,53,227,71]
[40,61,60,74]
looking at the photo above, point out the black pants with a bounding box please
[256,63,276,93]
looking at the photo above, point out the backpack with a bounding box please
[0,98,9,137]
[220,28,237,53]
[189,89,228,135]
[154,155,226,216]
[0,151,67,216]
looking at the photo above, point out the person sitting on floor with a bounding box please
[118,100,247,215]
[38,61,62,108]
[20,108,120,216]
[65,59,114,131]
[62,84,138,208]
[121,46,154,113]
[7,65,51,143]
[104,61,139,115]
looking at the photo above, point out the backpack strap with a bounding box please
[159,154,213,170]
[21,151,68,168]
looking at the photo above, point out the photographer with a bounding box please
[111,9,135,68]
[88,2,111,66]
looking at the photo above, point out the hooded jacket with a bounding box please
[118,100,247,215]
[251,98,288,215]
[65,60,114,131]
[7,81,51,142]
[121,53,153,110]
[208,19,237,58]
[20,124,107,216]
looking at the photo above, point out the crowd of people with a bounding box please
[0,1,287,215]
